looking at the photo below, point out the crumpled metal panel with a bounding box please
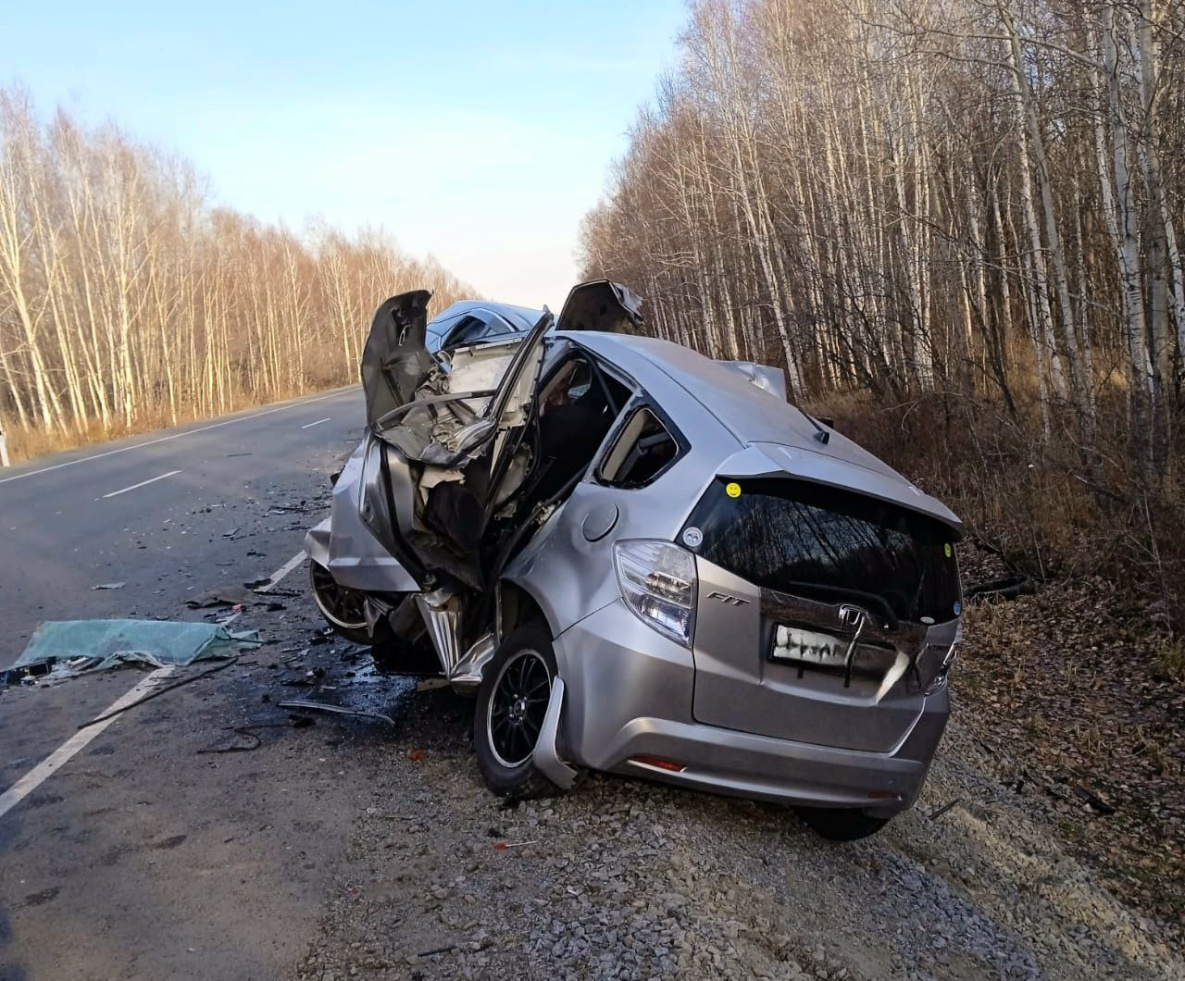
[447,632,498,694]
[415,588,463,675]
[361,290,434,429]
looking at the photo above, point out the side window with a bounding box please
[481,317,514,338]
[446,315,489,348]
[597,405,682,488]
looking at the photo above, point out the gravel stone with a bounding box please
[284,663,1184,981]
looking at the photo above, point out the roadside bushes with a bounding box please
[811,390,1185,637]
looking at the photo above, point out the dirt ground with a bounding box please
[255,584,1185,981]
[4,566,1184,981]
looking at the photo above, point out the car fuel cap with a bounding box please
[581,503,619,542]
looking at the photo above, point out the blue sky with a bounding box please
[2,0,686,307]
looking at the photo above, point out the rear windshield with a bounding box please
[683,478,961,624]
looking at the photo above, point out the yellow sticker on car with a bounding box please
[944,543,952,558]
[726,481,742,499]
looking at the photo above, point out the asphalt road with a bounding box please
[0,387,363,663]
[0,387,378,981]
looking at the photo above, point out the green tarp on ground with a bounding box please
[12,619,261,673]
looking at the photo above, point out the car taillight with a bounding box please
[613,540,698,648]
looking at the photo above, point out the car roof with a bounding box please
[564,331,961,529]
[427,300,545,335]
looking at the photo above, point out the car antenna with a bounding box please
[798,408,830,445]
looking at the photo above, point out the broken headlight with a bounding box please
[613,540,698,647]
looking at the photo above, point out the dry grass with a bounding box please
[1160,640,1185,684]
[809,389,1185,630]
[808,387,1185,927]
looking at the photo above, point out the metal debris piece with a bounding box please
[277,699,396,727]
[928,798,961,821]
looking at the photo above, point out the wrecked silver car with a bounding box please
[306,281,963,840]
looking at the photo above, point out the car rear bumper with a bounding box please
[553,599,950,814]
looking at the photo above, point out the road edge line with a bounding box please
[0,667,176,820]
[0,387,358,486]
[100,469,183,499]
[1,550,310,817]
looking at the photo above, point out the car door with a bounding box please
[364,301,555,588]
[362,281,643,590]
[357,290,438,583]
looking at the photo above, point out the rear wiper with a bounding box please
[776,580,899,631]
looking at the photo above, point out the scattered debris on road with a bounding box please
[78,656,243,729]
[186,585,259,609]
[91,581,126,590]
[278,698,397,728]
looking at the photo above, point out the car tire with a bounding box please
[797,807,891,841]
[308,560,372,646]
[473,625,558,800]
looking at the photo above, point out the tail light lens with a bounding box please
[613,540,698,647]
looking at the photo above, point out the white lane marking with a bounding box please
[0,387,359,487]
[258,550,308,592]
[301,417,331,430]
[217,549,308,627]
[0,667,176,820]
[100,469,183,499]
[0,549,312,816]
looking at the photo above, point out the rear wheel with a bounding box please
[308,560,372,645]
[796,807,891,841]
[473,626,557,800]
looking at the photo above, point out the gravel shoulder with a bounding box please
[269,598,1184,981]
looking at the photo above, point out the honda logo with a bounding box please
[839,605,866,630]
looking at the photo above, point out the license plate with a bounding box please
[770,625,849,668]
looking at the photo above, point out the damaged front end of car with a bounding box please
[306,279,644,695]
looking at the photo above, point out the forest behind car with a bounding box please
[1,0,1183,947]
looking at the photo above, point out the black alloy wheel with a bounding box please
[473,624,559,799]
[487,648,552,768]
